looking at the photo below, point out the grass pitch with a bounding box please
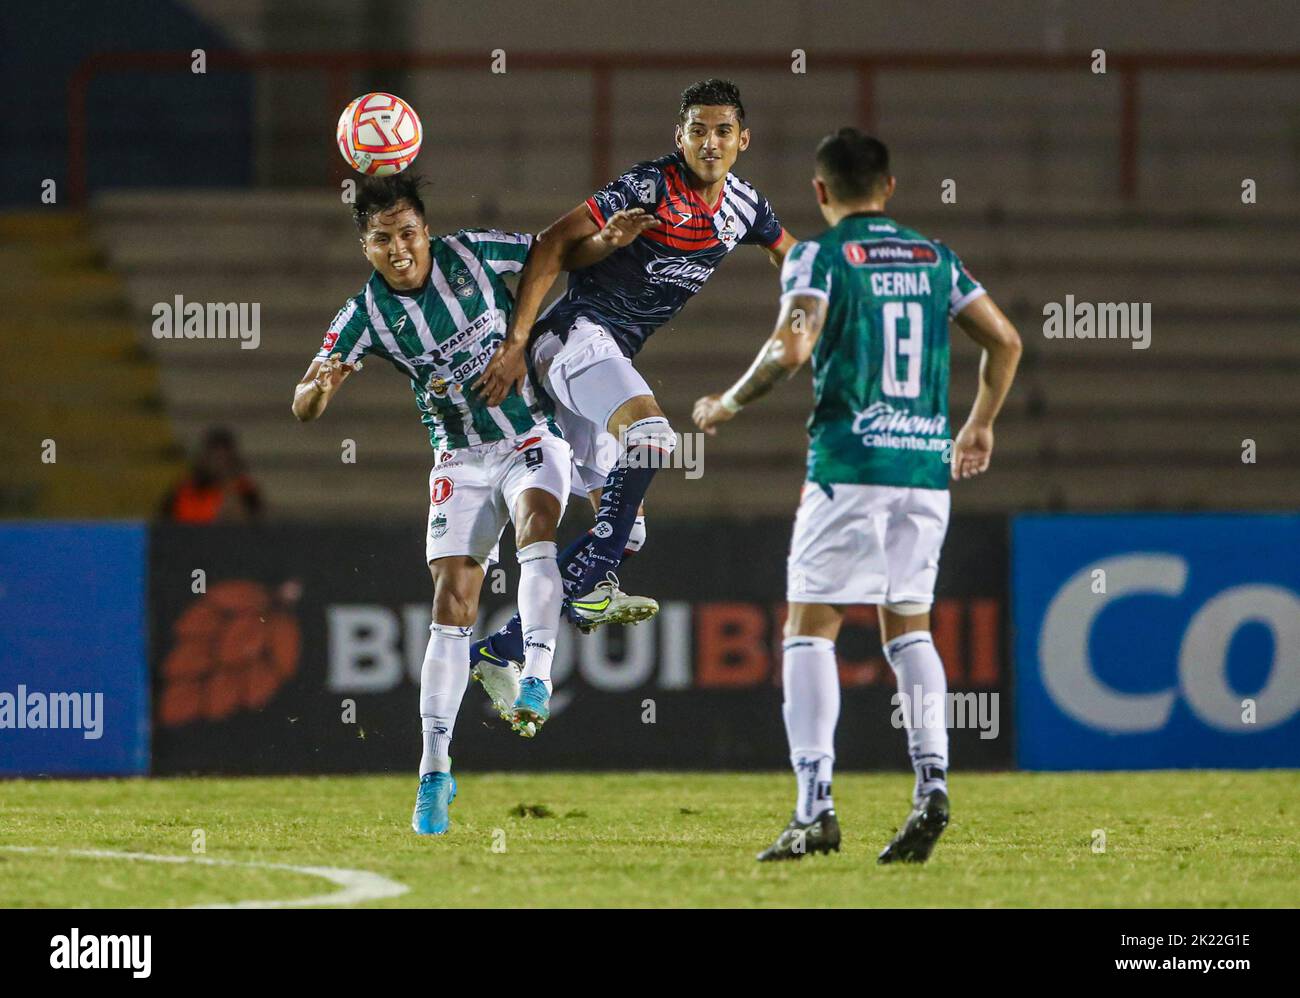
[1,771,1296,908]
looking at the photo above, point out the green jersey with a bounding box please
[780,213,985,490]
[316,228,555,451]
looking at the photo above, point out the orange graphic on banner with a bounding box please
[159,580,302,726]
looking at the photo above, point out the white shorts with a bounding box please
[786,482,951,606]
[425,429,571,566]
[531,316,654,497]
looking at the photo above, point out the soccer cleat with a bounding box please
[511,677,551,737]
[411,772,457,835]
[470,642,521,722]
[569,572,659,633]
[756,809,841,862]
[877,789,949,864]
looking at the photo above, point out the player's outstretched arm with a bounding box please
[475,203,616,407]
[693,293,827,434]
[564,208,660,270]
[951,295,1023,480]
[292,353,357,422]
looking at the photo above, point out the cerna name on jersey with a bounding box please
[867,271,933,297]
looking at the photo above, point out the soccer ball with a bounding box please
[336,92,423,176]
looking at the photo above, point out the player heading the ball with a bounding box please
[292,172,575,835]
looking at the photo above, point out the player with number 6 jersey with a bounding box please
[694,129,1023,865]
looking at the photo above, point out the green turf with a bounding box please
[1,771,1296,907]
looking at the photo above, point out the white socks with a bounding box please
[419,622,472,776]
[884,630,949,801]
[782,636,840,823]
[516,541,561,689]
[418,542,560,776]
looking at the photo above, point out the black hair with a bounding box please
[815,128,891,201]
[352,172,427,234]
[678,78,745,122]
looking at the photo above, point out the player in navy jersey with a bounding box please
[470,80,798,719]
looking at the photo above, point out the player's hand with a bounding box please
[476,339,527,407]
[597,208,660,249]
[951,420,993,480]
[692,394,736,436]
[313,353,357,393]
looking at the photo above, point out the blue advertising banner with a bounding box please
[1014,514,1300,769]
[0,524,149,775]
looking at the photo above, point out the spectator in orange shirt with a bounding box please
[159,427,263,523]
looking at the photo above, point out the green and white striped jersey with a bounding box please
[315,228,556,451]
[780,213,985,490]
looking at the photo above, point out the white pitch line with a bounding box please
[0,846,409,909]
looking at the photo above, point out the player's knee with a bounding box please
[515,508,559,548]
[879,602,932,645]
[430,564,481,626]
[622,515,647,556]
[622,415,676,462]
[884,601,930,618]
[607,394,664,435]
[432,591,476,628]
[514,486,562,547]
[784,603,841,641]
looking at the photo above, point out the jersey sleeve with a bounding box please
[779,240,832,302]
[315,294,373,364]
[946,248,986,317]
[459,229,534,275]
[739,190,786,248]
[585,162,664,226]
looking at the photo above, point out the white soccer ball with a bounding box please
[336,92,423,176]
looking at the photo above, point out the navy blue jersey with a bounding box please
[534,152,786,357]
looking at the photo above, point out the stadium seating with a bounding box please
[0,212,181,517]
[88,186,1300,519]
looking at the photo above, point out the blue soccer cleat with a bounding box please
[411,772,457,835]
[511,677,550,737]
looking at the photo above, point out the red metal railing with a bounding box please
[67,50,1300,205]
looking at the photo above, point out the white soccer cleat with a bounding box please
[471,652,521,722]
[569,572,659,633]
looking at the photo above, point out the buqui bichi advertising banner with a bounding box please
[150,518,1011,774]
[1013,514,1300,770]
